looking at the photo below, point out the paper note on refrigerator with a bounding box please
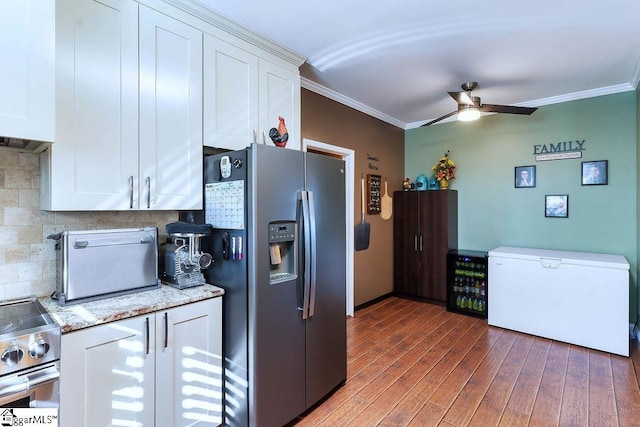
[205,181,245,230]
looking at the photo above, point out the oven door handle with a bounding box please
[0,364,59,401]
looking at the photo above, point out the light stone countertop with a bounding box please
[38,284,224,334]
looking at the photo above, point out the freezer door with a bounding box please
[304,152,347,407]
[249,144,307,426]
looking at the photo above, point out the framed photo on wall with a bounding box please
[515,165,536,188]
[545,194,569,218]
[581,160,608,185]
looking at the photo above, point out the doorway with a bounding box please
[303,138,355,317]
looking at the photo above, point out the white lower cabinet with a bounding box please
[60,297,222,426]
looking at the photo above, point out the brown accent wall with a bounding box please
[301,89,405,306]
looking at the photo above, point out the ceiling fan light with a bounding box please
[458,105,481,122]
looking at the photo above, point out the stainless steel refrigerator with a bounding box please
[202,143,347,427]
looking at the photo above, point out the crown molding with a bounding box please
[404,83,637,129]
[524,83,636,108]
[159,0,306,67]
[305,77,637,131]
[301,78,406,129]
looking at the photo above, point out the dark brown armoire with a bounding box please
[393,190,458,301]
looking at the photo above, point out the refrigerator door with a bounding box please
[249,144,306,426]
[202,150,250,427]
[304,152,347,407]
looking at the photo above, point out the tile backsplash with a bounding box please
[0,151,178,299]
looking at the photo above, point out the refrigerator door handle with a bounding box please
[307,190,317,317]
[299,190,312,319]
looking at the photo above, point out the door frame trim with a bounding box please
[302,138,355,317]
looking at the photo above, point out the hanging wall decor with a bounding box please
[581,160,608,186]
[367,174,381,214]
[545,195,569,218]
[514,165,536,188]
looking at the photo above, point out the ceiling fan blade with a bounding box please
[421,111,458,127]
[480,104,538,115]
[448,91,474,105]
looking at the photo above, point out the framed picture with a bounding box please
[515,165,536,188]
[581,160,608,185]
[545,194,569,218]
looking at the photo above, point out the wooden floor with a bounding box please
[293,296,640,426]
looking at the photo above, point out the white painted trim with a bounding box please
[301,78,405,130]
[155,0,307,67]
[301,77,637,131]
[303,138,355,317]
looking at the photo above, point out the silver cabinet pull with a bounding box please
[146,177,151,209]
[129,176,134,209]
[414,235,418,252]
[164,312,168,349]
[145,317,150,355]
[419,235,423,252]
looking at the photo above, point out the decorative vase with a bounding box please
[439,179,449,189]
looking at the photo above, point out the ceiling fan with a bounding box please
[421,82,538,126]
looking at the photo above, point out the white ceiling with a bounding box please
[195,0,640,129]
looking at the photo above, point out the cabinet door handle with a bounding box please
[419,235,423,252]
[129,176,134,209]
[414,235,418,252]
[164,312,168,349]
[145,317,150,355]
[146,177,151,209]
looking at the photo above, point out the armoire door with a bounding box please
[421,190,458,301]
[393,191,421,296]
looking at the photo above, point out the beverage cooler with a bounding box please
[447,250,488,319]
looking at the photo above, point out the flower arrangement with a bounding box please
[432,150,456,182]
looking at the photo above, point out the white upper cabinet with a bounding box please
[41,0,203,211]
[139,6,203,210]
[204,35,302,151]
[42,0,139,211]
[203,35,259,151]
[0,0,55,143]
[258,59,301,151]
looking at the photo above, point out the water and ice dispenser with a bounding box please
[268,221,297,283]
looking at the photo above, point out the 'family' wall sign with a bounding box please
[533,139,586,161]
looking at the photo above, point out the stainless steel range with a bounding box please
[0,296,61,408]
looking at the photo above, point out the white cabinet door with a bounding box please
[139,6,203,210]
[43,0,138,210]
[0,0,54,142]
[61,316,156,427]
[203,35,259,151]
[258,59,301,151]
[156,298,223,426]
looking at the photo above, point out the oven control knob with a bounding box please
[28,339,50,359]
[1,345,24,366]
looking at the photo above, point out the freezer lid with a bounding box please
[488,246,629,270]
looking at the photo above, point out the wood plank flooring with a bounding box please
[292,296,640,426]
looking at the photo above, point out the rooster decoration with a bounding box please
[268,116,289,148]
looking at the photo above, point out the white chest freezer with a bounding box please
[488,246,629,356]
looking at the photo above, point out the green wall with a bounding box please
[405,91,638,321]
